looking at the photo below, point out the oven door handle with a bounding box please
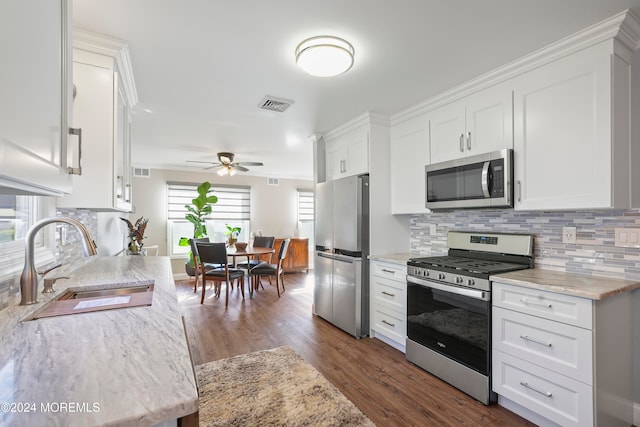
[407,275,489,301]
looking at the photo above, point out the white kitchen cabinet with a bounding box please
[430,84,512,164]
[492,281,633,427]
[512,40,633,210]
[325,126,368,180]
[369,260,407,352]
[57,31,137,211]
[0,0,75,196]
[390,113,430,214]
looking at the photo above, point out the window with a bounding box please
[0,195,53,281]
[0,195,37,243]
[297,189,314,254]
[167,182,251,257]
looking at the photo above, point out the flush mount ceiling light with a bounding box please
[295,36,354,77]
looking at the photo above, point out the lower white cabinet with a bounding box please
[492,282,634,427]
[369,260,407,352]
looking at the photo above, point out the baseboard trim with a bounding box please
[173,272,190,281]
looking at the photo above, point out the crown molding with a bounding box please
[73,28,139,107]
[322,111,389,140]
[392,9,640,125]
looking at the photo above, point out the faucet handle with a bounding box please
[38,262,62,277]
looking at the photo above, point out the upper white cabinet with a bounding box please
[325,125,369,180]
[512,40,633,210]
[0,0,74,195]
[430,85,513,164]
[390,113,429,214]
[57,30,137,212]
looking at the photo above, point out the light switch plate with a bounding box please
[615,228,640,247]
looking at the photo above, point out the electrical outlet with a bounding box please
[615,228,640,247]
[562,226,577,244]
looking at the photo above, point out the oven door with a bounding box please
[407,275,491,375]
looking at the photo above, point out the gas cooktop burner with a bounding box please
[408,256,527,275]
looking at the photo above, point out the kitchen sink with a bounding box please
[27,280,154,320]
[58,283,153,300]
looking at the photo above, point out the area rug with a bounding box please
[195,346,376,427]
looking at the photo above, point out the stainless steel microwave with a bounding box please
[425,148,513,210]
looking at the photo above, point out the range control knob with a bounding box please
[455,276,463,284]
[424,270,430,277]
[467,278,475,287]
[438,273,446,280]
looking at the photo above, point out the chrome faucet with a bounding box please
[20,216,97,305]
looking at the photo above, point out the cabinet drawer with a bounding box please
[372,276,406,313]
[372,307,406,344]
[493,351,593,427]
[493,282,592,329]
[492,307,592,384]
[372,261,406,281]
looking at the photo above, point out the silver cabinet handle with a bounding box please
[520,381,552,398]
[125,183,131,203]
[520,298,552,309]
[67,127,82,175]
[517,180,522,202]
[381,291,395,297]
[459,133,464,152]
[381,268,395,274]
[466,131,471,150]
[520,335,552,347]
[382,320,395,327]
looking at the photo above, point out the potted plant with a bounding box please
[224,224,241,248]
[181,181,217,275]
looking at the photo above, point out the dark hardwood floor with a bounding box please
[177,272,536,427]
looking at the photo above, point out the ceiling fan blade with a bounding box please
[232,165,249,172]
[233,161,263,166]
[203,165,221,171]
[186,160,221,165]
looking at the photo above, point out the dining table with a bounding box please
[226,246,275,296]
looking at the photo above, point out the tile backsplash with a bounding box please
[411,208,640,281]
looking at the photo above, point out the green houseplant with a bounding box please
[180,181,217,275]
[224,224,241,247]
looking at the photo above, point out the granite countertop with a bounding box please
[368,252,412,265]
[0,256,198,426]
[491,268,640,300]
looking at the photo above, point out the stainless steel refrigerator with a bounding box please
[313,174,369,338]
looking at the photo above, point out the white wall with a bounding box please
[131,168,312,274]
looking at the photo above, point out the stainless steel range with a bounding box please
[406,231,534,404]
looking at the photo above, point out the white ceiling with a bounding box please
[73,0,640,180]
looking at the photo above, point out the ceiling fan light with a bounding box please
[295,36,354,77]
[217,167,228,176]
[229,168,236,176]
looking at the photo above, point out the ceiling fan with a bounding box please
[187,152,264,176]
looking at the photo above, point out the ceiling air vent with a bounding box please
[133,167,150,178]
[258,96,294,113]
[267,177,280,186]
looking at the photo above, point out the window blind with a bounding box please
[297,189,314,222]
[167,182,250,221]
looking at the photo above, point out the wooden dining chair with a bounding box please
[189,237,212,293]
[236,236,275,269]
[196,242,245,307]
[249,238,290,297]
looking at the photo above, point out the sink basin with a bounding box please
[58,283,153,300]
[28,280,154,320]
